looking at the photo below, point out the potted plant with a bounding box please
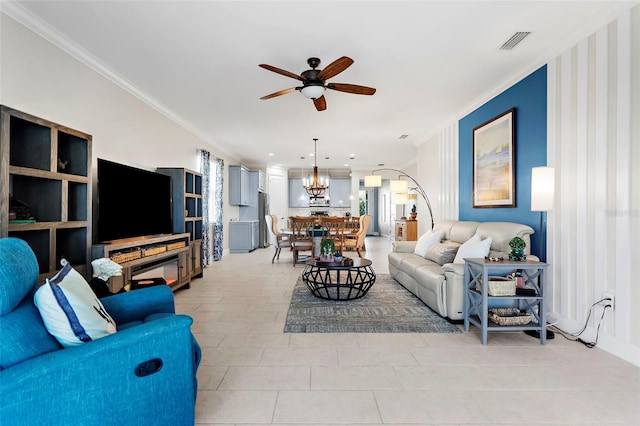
[410,204,417,220]
[319,238,335,262]
[508,236,527,261]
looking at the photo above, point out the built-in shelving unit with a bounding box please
[156,168,203,278]
[1,106,92,279]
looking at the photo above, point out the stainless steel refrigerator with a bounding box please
[239,190,269,248]
[258,191,269,248]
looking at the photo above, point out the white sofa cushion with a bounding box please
[453,234,493,264]
[413,230,442,257]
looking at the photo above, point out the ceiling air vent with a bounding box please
[500,32,531,50]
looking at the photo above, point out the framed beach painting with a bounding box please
[472,108,515,208]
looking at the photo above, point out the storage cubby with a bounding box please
[194,220,203,240]
[8,229,50,275]
[9,116,51,172]
[194,174,202,195]
[67,182,88,221]
[11,175,62,222]
[1,106,92,280]
[56,228,88,267]
[57,131,89,177]
[185,172,195,193]
[186,197,196,217]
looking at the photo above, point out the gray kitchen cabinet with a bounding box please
[288,178,309,208]
[257,170,265,192]
[329,178,351,207]
[229,165,250,206]
[229,220,259,253]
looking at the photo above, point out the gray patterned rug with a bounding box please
[284,274,461,333]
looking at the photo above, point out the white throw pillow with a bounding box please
[453,234,493,264]
[34,261,116,347]
[413,230,442,257]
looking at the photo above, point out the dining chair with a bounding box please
[289,216,316,267]
[319,216,347,255]
[265,214,291,263]
[343,214,371,257]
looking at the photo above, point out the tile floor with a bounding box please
[175,236,640,425]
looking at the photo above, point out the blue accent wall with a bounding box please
[458,66,547,257]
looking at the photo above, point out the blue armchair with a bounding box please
[0,238,201,425]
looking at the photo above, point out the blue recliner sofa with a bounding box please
[0,238,201,425]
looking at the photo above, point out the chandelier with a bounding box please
[303,138,329,197]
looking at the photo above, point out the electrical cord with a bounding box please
[549,298,612,348]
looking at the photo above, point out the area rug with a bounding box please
[284,274,461,333]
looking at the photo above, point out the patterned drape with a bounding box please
[212,157,224,261]
[199,150,211,266]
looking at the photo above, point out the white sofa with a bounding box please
[388,220,536,321]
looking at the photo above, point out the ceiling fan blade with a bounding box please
[259,64,304,81]
[314,96,327,111]
[317,56,354,80]
[327,83,376,95]
[260,87,298,100]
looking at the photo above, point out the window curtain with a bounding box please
[212,156,224,261]
[199,150,211,266]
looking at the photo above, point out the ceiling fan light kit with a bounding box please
[259,56,376,111]
[299,84,325,99]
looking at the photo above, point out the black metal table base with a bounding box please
[301,260,376,300]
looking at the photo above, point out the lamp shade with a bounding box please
[531,166,554,211]
[364,175,382,187]
[393,192,408,205]
[390,179,408,193]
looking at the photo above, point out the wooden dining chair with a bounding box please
[343,214,371,257]
[289,216,316,267]
[319,216,347,255]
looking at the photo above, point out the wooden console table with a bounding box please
[92,233,191,292]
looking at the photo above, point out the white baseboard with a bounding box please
[547,312,640,367]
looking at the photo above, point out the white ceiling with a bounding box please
[4,1,637,172]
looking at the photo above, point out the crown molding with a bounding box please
[0,2,233,158]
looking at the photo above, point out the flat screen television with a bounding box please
[96,158,173,243]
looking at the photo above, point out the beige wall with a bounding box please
[0,13,241,254]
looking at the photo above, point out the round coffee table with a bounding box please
[301,258,376,300]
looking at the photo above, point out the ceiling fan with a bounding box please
[259,56,376,111]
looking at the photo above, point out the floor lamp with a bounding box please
[364,168,435,230]
[530,166,554,262]
[529,166,554,340]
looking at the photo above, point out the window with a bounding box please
[359,190,368,216]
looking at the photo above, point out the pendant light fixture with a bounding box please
[303,138,329,197]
